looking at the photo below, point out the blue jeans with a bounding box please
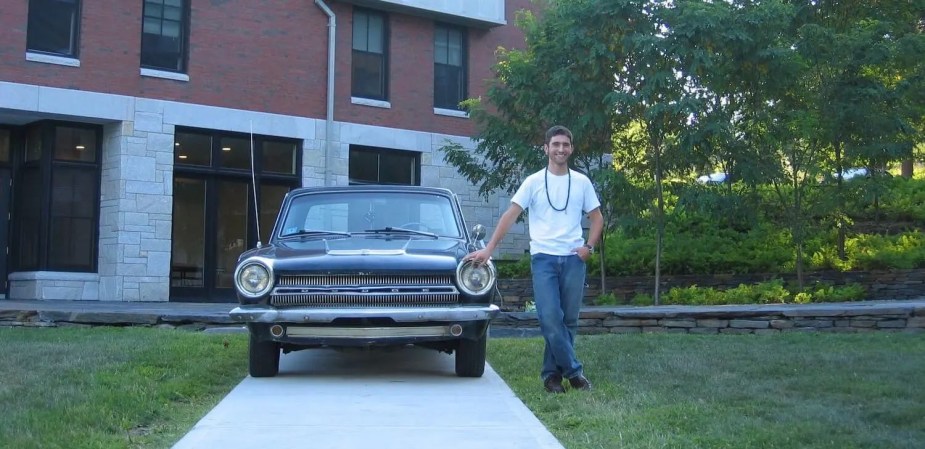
[531,253,586,381]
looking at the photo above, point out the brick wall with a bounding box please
[0,0,534,138]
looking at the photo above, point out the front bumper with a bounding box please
[230,304,500,324]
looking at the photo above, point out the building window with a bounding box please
[27,0,81,57]
[171,128,300,301]
[352,9,388,100]
[12,122,100,272]
[349,145,419,186]
[141,0,188,72]
[434,24,467,110]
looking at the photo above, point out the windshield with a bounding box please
[277,191,463,240]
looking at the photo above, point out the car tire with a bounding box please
[248,332,280,378]
[455,332,487,378]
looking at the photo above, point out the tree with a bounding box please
[441,0,637,293]
[793,0,925,258]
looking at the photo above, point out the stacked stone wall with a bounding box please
[497,269,925,311]
[492,302,925,335]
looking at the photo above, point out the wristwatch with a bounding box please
[584,244,594,254]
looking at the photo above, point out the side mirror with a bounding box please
[471,224,486,242]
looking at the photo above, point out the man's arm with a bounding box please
[586,207,604,248]
[464,203,524,265]
[575,207,604,260]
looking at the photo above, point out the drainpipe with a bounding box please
[315,0,335,186]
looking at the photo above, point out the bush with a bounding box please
[624,280,866,307]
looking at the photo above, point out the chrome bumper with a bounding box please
[230,304,500,324]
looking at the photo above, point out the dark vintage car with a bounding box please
[229,185,501,378]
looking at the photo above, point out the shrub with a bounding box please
[632,280,866,306]
[594,293,619,306]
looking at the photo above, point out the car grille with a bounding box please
[270,274,460,308]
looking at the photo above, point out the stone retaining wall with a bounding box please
[2,301,923,336]
[493,301,925,335]
[497,269,925,311]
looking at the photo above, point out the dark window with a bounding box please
[15,168,42,269]
[12,122,101,272]
[352,9,388,100]
[0,129,10,163]
[262,141,298,174]
[141,0,188,72]
[171,128,300,302]
[50,167,96,268]
[434,24,467,110]
[349,145,419,186]
[27,0,80,57]
[218,136,251,170]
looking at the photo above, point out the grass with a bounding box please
[0,326,248,449]
[1,327,923,448]
[487,333,925,449]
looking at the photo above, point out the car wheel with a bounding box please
[455,333,487,378]
[248,332,280,378]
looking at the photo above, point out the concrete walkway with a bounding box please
[172,347,564,449]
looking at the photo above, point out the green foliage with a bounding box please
[595,224,794,277]
[495,255,531,279]
[797,283,867,303]
[630,292,654,306]
[593,293,619,306]
[445,0,925,296]
[857,176,925,223]
[646,280,866,306]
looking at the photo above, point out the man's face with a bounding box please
[544,134,573,165]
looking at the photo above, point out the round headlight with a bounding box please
[235,261,273,298]
[456,260,496,296]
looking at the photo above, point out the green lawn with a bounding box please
[1,327,923,449]
[488,333,925,449]
[0,327,248,449]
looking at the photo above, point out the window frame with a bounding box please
[11,121,101,273]
[351,8,389,101]
[348,145,420,186]
[26,0,82,58]
[170,127,302,302]
[433,22,468,111]
[140,0,190,73]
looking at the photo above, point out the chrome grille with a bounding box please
[278,274,453,287]
[271,274,459,308]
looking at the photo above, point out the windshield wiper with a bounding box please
[363,227,438,239]
[279,229,352,239]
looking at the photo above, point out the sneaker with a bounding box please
[543,374,565,393]
[568,374,592,391]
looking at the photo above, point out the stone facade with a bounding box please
[2,88,529,302]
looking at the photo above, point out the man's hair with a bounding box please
[545,125,573,144]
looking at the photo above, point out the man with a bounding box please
[465,125,604,393]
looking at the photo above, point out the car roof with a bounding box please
[287,185,456,197]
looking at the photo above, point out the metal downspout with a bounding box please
[315,0,335,186]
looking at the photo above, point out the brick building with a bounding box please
[0,0,534,303]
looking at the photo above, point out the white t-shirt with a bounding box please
[510,168,601,256]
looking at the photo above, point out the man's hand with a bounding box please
[464,248,492,266]
[573,245,593,262]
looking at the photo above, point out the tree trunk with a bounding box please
[901,159,914,179]
[598,233,607,294]
[653,143,664,306]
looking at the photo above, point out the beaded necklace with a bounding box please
[544,167,570,212]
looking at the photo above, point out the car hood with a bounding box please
[240,236,469,272]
